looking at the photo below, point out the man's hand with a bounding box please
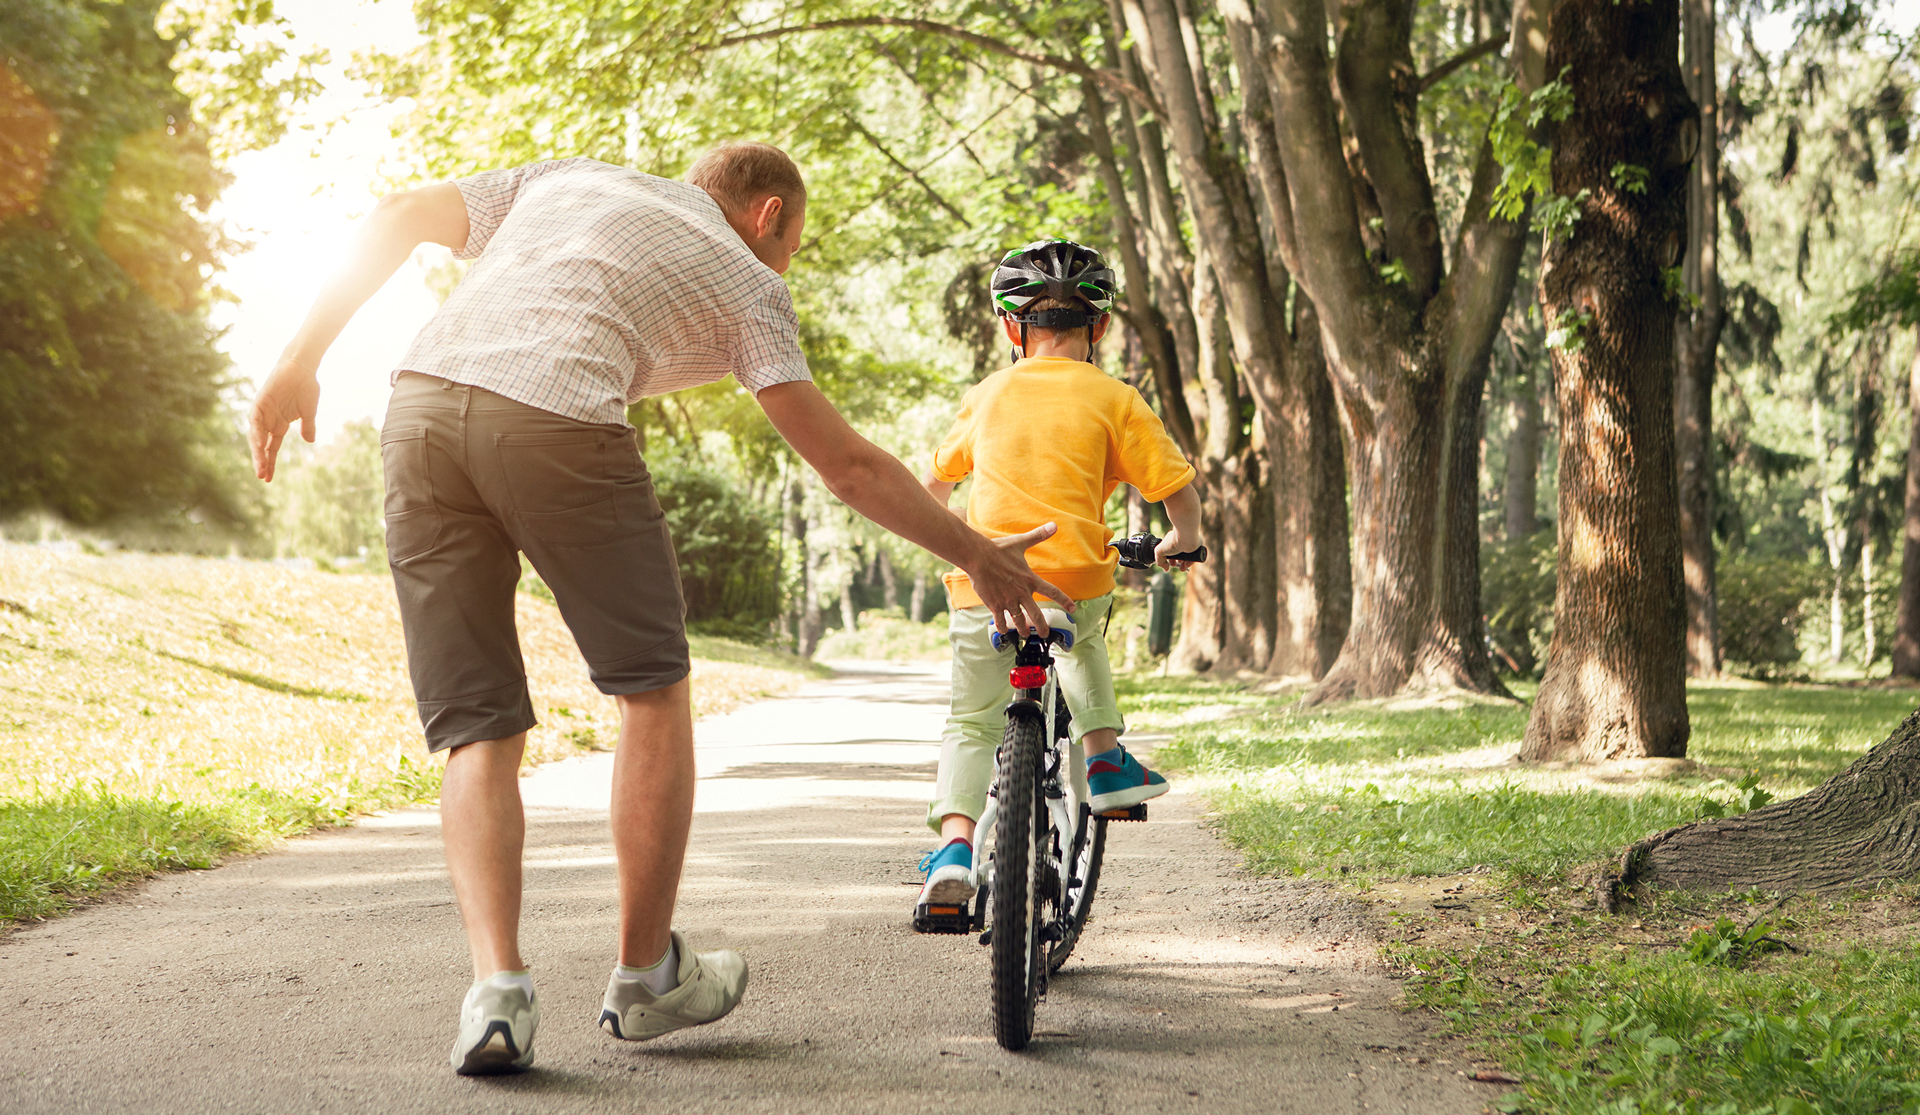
[249,357,320,482]
[965,523,1075,636]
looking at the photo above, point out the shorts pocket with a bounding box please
[380,427,441,563]
[497,428,661,548]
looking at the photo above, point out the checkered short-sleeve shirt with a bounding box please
[392,158,812,426]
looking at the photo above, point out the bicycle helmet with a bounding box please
[990,239,1117,330]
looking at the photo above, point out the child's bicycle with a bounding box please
[914,532,1206,1050]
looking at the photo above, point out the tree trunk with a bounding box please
[910,570,928,624]
[839,577,859,635]
[1504,366,1543,540]
[1520,0,1694,762]
[1893,328,1920,677]
[1173,245,1276,672]
[1816,401,1846,665]
[1265,302,1351,679]
[1622,707,1920,895]
[1257,0,1534,702]
[1675,0,1726,678]
[876,547,900,612]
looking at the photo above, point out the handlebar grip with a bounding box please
[1167,546,1207,563]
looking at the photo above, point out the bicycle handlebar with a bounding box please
[1110,532,1208,570]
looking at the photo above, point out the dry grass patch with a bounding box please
[0,543,815,920]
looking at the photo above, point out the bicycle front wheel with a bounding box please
[990,710,1047,1050]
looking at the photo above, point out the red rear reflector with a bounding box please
[1009,665,1047,688]
[928,906,961,915]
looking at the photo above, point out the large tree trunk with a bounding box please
[1622,707,1920,895]
[1504,364,1544,540]
[1675,0,1726,679]
[1892,327,1920,677]
[1520,0,1694,762]
[1266,302,1351,679]
[1257,0,1535,702]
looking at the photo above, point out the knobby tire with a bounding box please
[990,711,1046,1050]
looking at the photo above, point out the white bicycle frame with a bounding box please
[968,661,1090,894]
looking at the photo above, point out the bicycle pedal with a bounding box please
[913,902,973,935]
[1100,804,1149,821]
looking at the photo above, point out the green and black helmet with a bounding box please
[990,239,1117,329]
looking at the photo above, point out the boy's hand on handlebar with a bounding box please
[1155,527,1201,571]
[971,523,1074,637]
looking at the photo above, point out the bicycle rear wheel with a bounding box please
[1046,807,1106,973]
[990,711,1047,1051]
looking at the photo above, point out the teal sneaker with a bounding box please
[912,840,975,933]
[1087,746,1169,813]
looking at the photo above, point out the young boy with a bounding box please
[914,239,1204,921]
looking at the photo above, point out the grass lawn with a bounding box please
[0,543,815,922]
[1118,673,1920,1114]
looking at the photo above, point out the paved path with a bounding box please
[0,665,1493,1114]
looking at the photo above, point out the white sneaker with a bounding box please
[598,931,747,1041]
[450,974,539,1075]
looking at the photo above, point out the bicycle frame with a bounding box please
[971,621,1088,898]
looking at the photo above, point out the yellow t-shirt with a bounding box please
[932,356,1197,608]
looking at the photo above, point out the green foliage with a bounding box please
[1489,957,1920,1115]
[1716,556,1825,674]
[158,0,327,161]
[1693,771,1776,820]
[0,0,251,534]
[1489,74,1577,229]
[1207,779,1714,881]
[266,419,384,563]
[1482,533,1556,676]
[0,771,440,921]
[1607,162,1649,194]
[650,455,782,636]
[1545,307,1591,353]
[1378,258,1411,285]
[1684,915,1784,968]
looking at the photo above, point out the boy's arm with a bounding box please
[247,183,470,481]
[758,381,1072,632]
[921,471,967,523]
[1155,481,1204,571]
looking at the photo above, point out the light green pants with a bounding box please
[927,594,1125,832]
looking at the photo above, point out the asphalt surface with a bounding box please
[0,663,1494,1114]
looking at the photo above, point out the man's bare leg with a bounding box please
[610,678,696,968]
[440,733,529,978]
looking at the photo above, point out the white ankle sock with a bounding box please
[615,939,680,996]
[483,970,533,996]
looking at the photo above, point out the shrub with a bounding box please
[1717,556,1824,674]
[1481,533,1557,676]
[649,456,781,637]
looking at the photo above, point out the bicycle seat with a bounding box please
[990,610,1075,652]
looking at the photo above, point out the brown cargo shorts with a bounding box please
[381,373,688,751]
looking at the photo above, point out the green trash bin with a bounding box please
[1147,570,1178,657]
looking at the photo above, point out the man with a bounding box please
[247,142,1069,1075]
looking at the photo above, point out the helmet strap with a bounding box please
[1019,321,1028,358]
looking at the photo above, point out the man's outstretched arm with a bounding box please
[248,183,470,481]
[757,381,1072,634]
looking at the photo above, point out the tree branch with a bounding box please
[843,117,972,228]
[1336,0,1442,299]
[1262,0,1377,319]
[1417,34,1505,93]
[711,17,1164,118]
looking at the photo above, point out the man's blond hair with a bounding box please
[686,141,806,234]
